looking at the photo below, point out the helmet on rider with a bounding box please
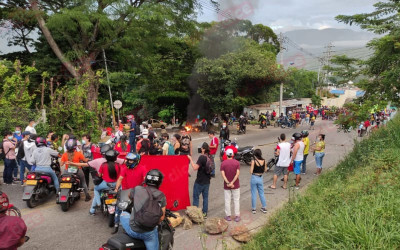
[301,130,309,137]
[66,139,77,152]
[145,169,164,188]
[224,140,231,147]
[126,153,141,169]
[292,133,302,141]
[105,149,119,162]
[100,144,112,155]
[0,191,9,213]
[35,137,47,147]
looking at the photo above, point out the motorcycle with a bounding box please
[259,120,267,129]
[100,189,176,250]
[234,145,254,165]
[3,192,21,217]
[22,165,60,208]
[100,184,118,227]
[56,166,82,212]
[237,123,246,134]
[266,139,280,172]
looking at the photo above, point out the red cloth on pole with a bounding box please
[140,155,190,211]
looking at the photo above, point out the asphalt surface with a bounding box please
[0,119,357,250]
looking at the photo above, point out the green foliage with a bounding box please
[244,114,400,249]
[323,55,362,86]
[311,94,322,107]
[157,105,174,123]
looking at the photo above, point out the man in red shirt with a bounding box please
[113,153,146,234]
[208,131,219,178]
[0,192,27,250]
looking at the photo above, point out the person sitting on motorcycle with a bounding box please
[222,140,238,161]
[60,139,91,201]
[239,115,247,132]
[112,153,146,233]
[219,123,229,150]
[32,137,60,191]
[89,149,121,215]
[120,169,167,250]
[0,191,28,250]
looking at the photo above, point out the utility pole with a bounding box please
[316,57,324,95]
[278,33,286,116]
[103,49,115,127]
[321,43,335,96]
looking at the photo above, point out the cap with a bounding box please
[226,148,234,156]
[142,129,149,135]
[22,131,31,136]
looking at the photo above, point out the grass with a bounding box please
[244,114,400,249]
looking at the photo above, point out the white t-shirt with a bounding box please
[277,142,291,167]
[25,125,36,135]
[294,141,305,162]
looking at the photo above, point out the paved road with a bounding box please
[0,119,356,250]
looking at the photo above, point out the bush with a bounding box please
[244,114,400,249]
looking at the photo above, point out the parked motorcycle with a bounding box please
[234,146,254,165]
[266,139,280,172]
[56,166,81,212]
[100,185,118,227]
[100,189,176,250]
[22,166,60,208]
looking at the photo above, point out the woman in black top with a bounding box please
[187,142,211,218]
[250,149,267,214]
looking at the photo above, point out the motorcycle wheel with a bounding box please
[7,206,21,217]
[108,213,115,227]
[61,201,70,212]
[243,155,252,166]
[26,195,38,208]
[267,158,275,172]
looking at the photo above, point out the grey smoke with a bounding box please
[218,0,261,19]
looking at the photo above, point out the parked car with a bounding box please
[148,119,167,129]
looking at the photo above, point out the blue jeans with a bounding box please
[13,159,18,179]
[35,166,59,190]
[193,182,210,214]
[129,136,136,153]
[121,212,159,250]
[3,158,15,184]
[20,160,32,184]
[209,154,215,175]
[90,181,116,214]
[250,175,267,209]
[301,154,308,174]
[315,152,325,168]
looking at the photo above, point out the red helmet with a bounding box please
[0,191,9,213]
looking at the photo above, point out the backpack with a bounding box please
[16,140,25,160]
[204,155,215,175]
[0,141,11,160]
[180,135,191,151]
[165,141,175,155]
[133,186,164,231]
[139,139,151,154]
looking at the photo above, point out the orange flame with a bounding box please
[184,125,192,132]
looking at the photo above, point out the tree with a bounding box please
[323,55,361,86]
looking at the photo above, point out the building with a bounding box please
[244,98,312,117]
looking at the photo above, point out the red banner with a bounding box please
[140,155,191,211]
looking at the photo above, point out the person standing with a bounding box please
[81,134,95,189]
[221,149,241,222]
[24,120,37,135]
[301,130,310,175]
[13,126,23,142]
[269,133,291,189]
[310,115,316,130]
[201,118,207,132]
[313,134,326,175]
[290,133,305,189]
[188,142,212,219]
[208,131,219,178]
[250,149,267,214]
[219,123,230,151]
[128,116,137,153]
[17,132,32,185]
[2,132,17,185]
[179,130,192,156]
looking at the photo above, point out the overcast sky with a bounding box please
[197,0,379,31]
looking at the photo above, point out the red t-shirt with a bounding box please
[222,145,238,161]
[115,142,131,157]
[99,162,121,182]
[120,165,146,190]
[0,214,27,250]
[220,159,240,190]
[364,120,370,128]
[296,113,300,120]
[210,136,219,155]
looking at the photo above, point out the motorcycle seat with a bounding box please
[238,146,253,152]
[35,172,53,177]
[107,233,146,250]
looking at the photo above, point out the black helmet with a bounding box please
[301,130,309,137]
[224,140,231,147]
[100,144,112,155]
[145,169,164,188]
[66,139,77,152]
[292,133,302,141]
[105,150,119,162]
[35,137,47,147]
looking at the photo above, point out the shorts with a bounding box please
[274,166,288,176]
[293,160,303,175]
[311,122,315,126]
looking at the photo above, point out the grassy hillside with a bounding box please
[244,115,400,249]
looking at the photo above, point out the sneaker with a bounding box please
[89,212,96,216]
[234,216,241,222]
[252,209,256,214]
[203,213,207,219]
[85,195,92,202]
[11,182,16,185]
[301,173,306,175]
[211,174,215,178]
[295,186,300,190]
[261,208,267,214]
[224,216,232,221]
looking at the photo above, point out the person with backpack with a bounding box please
[16,131,31,185]
[81,134,95,189]
[250,149,267,214]
[161,133,175,156]
[188,142,213,219]
[22,133,37,172]
[120,169,167,250]
[89,150,121,215]
[1,132,17,185]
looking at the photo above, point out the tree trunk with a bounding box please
[81,58,99,112]
[30,0,80,81]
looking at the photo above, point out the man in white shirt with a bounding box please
[269,133,291,189]
[25,120,37,135]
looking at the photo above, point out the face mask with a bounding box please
[222,125,226,129]
[15,131,20,134]
[32,123,36,127]
[82,140,86,145]
[7,136,13,140]
[143,135,148,139]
